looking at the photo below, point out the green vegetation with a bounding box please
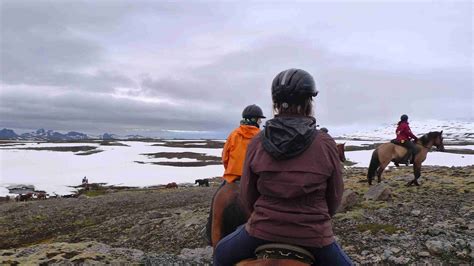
[356,223,403,234]
[334,209,364,221]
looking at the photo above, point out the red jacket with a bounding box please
[241,132,343,248]
[395,121,417,142]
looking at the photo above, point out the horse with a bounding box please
[207,145,348,249]
[35,192,47,200]
[165,182,178,189]
[16,193,33,202]
[336,143,346,162]
[195,179,210,187]
[208,182,248,248]
[367,131,444,186]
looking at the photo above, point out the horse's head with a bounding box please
[434,130,445,151]
[420,131,444,151]
[336,143,346,162]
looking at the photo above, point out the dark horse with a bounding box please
[165,182,178,189]
[195,179,210,187]
[367,131,444,186]
[207,143,347,248]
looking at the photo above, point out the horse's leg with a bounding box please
[413,163,422,186]
[376,161,389,183]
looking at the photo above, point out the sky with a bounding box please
[0,0,472,138]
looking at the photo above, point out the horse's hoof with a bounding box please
[414,180,420,186]
[406,181,413,187]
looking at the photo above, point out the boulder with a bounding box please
[364,184,391,201]
[337,189,359,213]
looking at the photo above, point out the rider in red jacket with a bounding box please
[395,114,418,163]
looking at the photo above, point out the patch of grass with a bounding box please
[99,141,129,146]
[442,148,474,155]
[152,140,224,149]
[30,215,47,221]
[73,218,96,227]
[356,223,403,234]
[19,146,98,152]
[334,209,364,221]
[75,149,104,156]
[360,201,388,210]
[83,190,107,197]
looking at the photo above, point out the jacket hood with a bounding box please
[261,115,317,160]
[236,125,260,139]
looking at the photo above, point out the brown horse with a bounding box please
[209,182,249,248]
[165,182,178,189]
[367,131,444,186]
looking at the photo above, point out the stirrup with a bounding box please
[255,243,315,264]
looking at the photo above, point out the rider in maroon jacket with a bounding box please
[395,114,418,163]
[213,69,352,266]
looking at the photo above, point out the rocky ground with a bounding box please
[0,166,473,265]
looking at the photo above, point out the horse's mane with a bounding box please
[419,131,441,146]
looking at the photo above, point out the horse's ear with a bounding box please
[440,130,443,135]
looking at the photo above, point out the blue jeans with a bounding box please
[214,225,353,266]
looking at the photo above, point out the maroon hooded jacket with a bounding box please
[241,115,343,248]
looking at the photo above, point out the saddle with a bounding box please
[390,139,403,146]
[254,243,315,265]
[390,139,412,165]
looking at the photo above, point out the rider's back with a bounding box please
[241,116,343,248]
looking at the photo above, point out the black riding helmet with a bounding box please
[401,114,408,121]
[242,104,266,119]
[272,68,318,103]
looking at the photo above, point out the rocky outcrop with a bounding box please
[364,183,391,201]
[337,189,359,212]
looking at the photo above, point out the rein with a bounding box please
[416,141,432,149]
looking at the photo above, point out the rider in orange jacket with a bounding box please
[222,106,264,182]
[205,104,265,244]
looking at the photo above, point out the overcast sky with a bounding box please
[0,1,472,137]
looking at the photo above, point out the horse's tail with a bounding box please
[367,149,380,182]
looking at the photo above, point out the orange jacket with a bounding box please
[222,125,260,183]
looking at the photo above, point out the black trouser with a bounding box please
[402,140,417,160]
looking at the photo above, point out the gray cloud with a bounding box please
[0,1,471,137]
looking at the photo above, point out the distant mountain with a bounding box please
[0,128,18,139]
[102,133,118,140]
[0,128,150,141]
[0,128,91,141]
[124,134,146,139]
